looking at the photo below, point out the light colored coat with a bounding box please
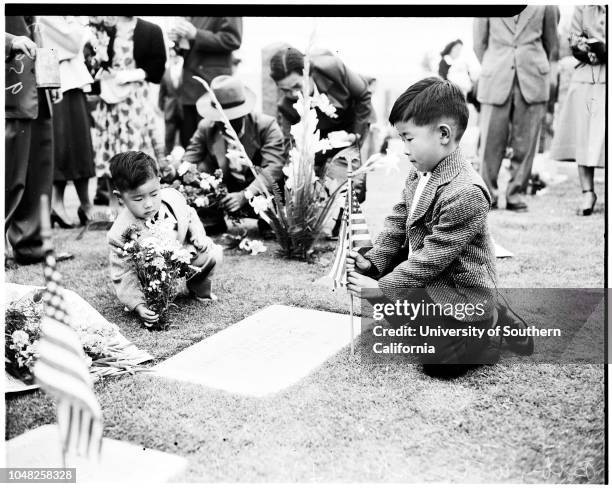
[474,6,560,104]
[568,5,606,84]
[107,187,210,310]
[365,149,498,321]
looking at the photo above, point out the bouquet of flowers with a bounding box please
[5,291,43,383]
[120,219,197,327]
[164,162,225,210]
[5,288,135,384]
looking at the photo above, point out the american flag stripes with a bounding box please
[33,197,103,461]
[322,188,373,291]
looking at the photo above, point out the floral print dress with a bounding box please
[91,20,163,177]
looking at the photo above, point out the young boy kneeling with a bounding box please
[347,78,499,376]
[107,151,222,326]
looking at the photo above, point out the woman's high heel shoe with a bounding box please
[77,207,91,226]
[579,190,597,216]
[50,210,75,229]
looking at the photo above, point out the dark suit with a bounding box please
[178,17,242,147]
[474,6,559,205]
[158,67,183,154]
[182,112,285,227]
[5,16,54,263]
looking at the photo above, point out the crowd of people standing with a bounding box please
[4,7,606,267]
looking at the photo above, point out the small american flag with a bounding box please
[322,188,373,291]
[33,199,103,461]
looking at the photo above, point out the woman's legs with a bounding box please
[74,177,93,221]
[51,181,71,222]
[578,165,597,215]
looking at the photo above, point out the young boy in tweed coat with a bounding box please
[107,151,223,327]
[347,78,500,376]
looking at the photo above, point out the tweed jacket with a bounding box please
[180,17,242,106]
[107,187,209,311]
[364,149,498,321]
[183,112,285,195]
[474,5,559,104]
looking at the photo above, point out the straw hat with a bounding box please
[196,75,256,121]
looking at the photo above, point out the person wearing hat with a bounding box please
[181,75,286,235]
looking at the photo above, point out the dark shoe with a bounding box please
[506,200,528,212]
[77,206,91,226]
[50,210,75,229]
[498,303,534,355]
[578,190,597,216]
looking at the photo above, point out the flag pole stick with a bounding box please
[347,154,355,356]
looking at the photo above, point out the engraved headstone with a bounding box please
[150,305,359,396]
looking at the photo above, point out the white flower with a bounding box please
[312,92,338,119]
[194,196,207,207]
[177,161,192,177]
[199,178,211,192]
[238,238,267,256]
[247,240,267,255]
[11,330,29,347]
[250,195,273,216]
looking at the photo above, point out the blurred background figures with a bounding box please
[5,15,62,265]
[167,17,242,148]
[39,16,95,228]
[474,6,559,212]
[158,47,184,156]
[88,16,166,207]
[550,5,606,216]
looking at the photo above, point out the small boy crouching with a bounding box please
[346,78,500,377]
[107,151,223,326]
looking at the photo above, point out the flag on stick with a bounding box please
[33,196,103,462]
[321,188,373,291]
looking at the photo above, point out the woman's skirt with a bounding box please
[52,88,95,182]
[550,81,605,168]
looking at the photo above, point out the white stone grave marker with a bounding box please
[150,305,359,396]
[6,424,188,483]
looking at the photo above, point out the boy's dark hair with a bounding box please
[109,151,159,193]
[389,77,469,141]
[269,46,307,81]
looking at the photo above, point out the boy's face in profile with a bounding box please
[395,120,449,173]
[118,177,162,220]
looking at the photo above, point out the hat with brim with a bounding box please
[196,75,256,121]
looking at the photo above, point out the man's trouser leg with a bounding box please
[180,105,202,149]
[7,111,53,263]
[479,96,512,206]
[506,82,546,202]
[5,119,32,233]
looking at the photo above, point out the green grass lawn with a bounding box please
[5,155,605,482]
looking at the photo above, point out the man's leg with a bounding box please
[7,112,53,264]
[506,84,546,205]
[478,99,511,207]
[5,119,32,231]
[180,105,202,149]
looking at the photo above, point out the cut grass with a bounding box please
[5,156,605,482]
